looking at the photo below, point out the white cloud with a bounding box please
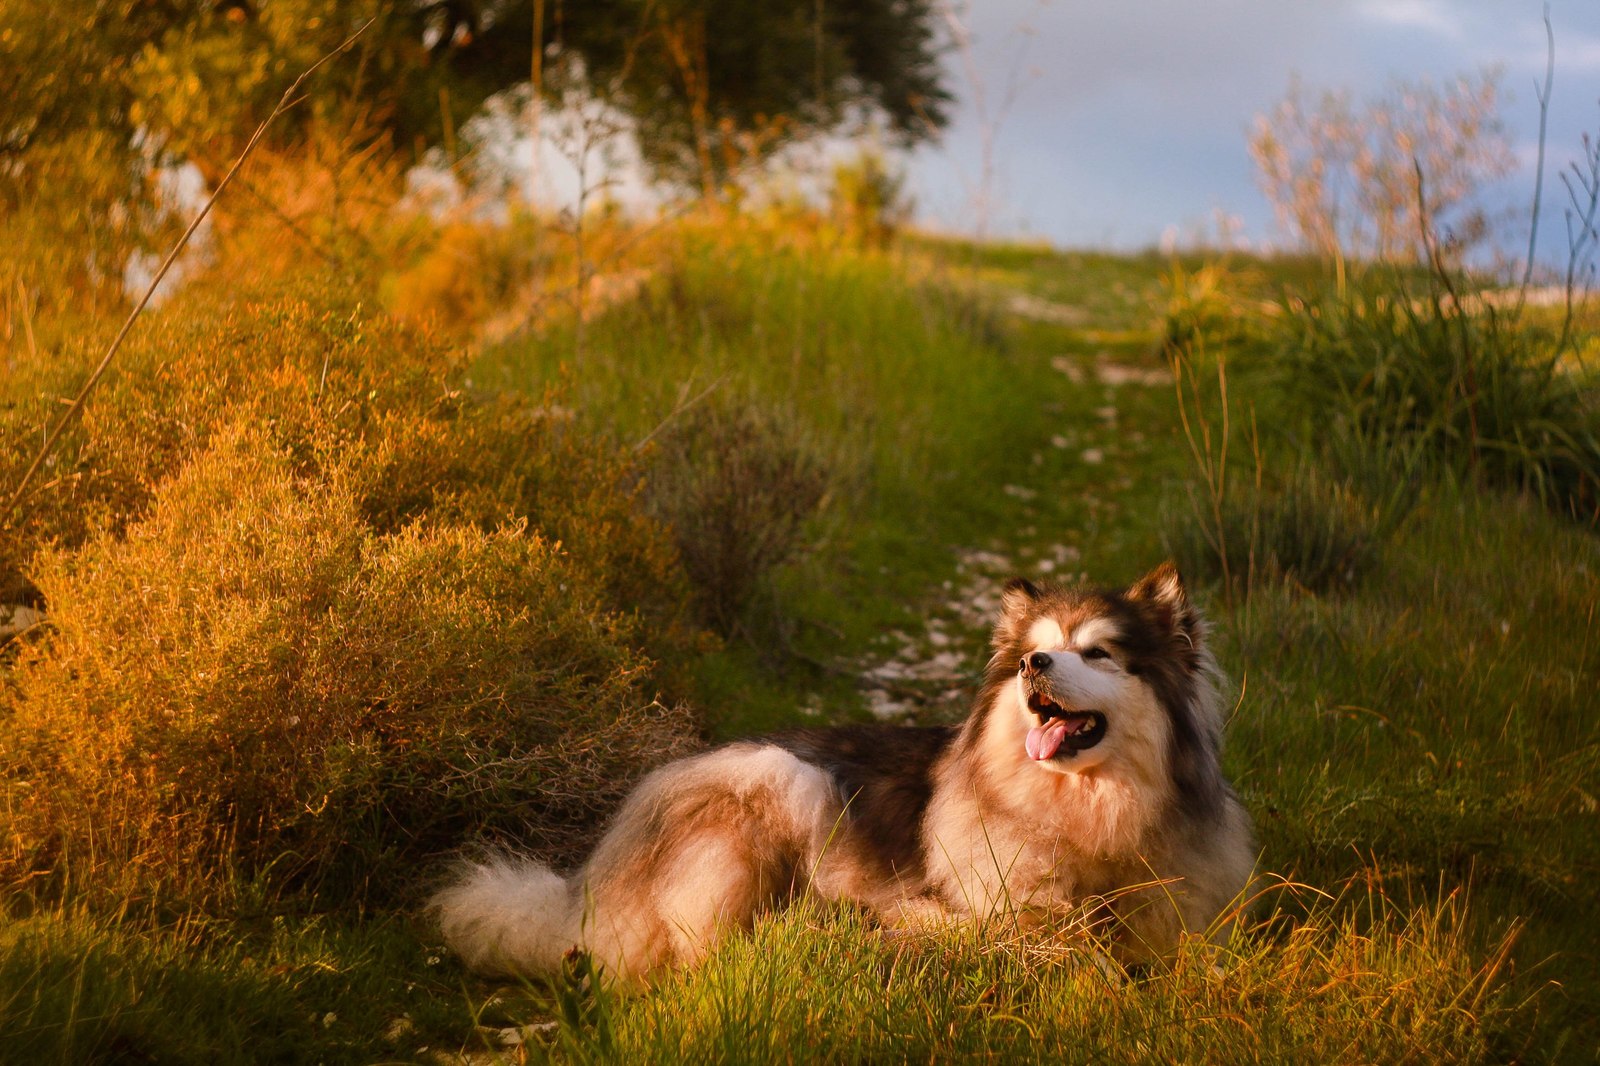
[1560,32,1600,71]
[1355,0,1463,40]
[907,0,1600,252]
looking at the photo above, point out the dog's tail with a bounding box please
[429,853,580,977]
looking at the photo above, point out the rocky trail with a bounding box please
[850,286,1175,724]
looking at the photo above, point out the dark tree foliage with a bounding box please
[1,0,951,185]
[545,0,951,181]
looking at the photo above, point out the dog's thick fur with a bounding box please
[431,563,1254,982]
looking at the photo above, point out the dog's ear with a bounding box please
[1126,561,1200,645]
[992,577,1042,652]
[1000,577,1040,620]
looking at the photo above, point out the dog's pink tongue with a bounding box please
[1026,719,1071,761]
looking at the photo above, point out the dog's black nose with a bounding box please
[1020,652,1053,676]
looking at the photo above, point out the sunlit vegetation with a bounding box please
[1,8,1597,1063]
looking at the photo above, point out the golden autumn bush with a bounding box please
[0,277,702,907]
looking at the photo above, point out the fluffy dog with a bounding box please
[431,563,1254,981]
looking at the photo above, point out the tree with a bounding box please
[556,0,951,187]
[2,0,951,187]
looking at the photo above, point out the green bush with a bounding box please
[1165,464,1383,595]
[1158,259,1276,353]
[1276,279,1600,523]
[645,397,832,636]
[828,149,911,249]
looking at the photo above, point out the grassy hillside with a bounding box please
[1,214,1595,1063]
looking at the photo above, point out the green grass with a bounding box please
[460,234,1595,1058]
[536,888,1526,1064]
[1271,275,1600,522]
[0,906,471,1065]
[474,222,1151,732]
[3,221,1597,1062]
[1221,486,1599,1051]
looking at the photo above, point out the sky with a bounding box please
[904,0,1600,267]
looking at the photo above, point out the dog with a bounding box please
[431,562,1254,982]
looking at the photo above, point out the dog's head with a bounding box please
[982,562,1227,813]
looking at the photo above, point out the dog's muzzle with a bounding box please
[1019,656,1107,760]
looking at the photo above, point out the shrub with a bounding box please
[386,215,549,337]
[1277,280,1600,523]
[1250,71,1513,263]
[1165,337,1389,602]
[1165,463,1383,596]
[0,423,699,906]
[828,149,911,249]
[1158,259,1276,352]
[645,398,832,636]
[0,274,693,639]
[0,276,704,907]
[1,274,466,562]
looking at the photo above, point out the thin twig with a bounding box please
[1521,4,1556,293]
[530,0,545,201]
[1560,129,1600,349]
[935,1,1037,245]
[16,279,37,362]
[633,374,725,451]
[0,18,375,530]
[0,618,47,650]
[1413,158,1480,461]
[1171,344,1234,609]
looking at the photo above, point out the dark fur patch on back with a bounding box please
[769,725,957,884]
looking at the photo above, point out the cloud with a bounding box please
[1559,32,1600,72]
[909,0,1600,250]
[1355,0,1463,40]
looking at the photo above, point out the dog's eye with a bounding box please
[1081,647,1110,661]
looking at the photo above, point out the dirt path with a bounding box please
[852,286,1174,723]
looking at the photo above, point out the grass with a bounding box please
[471,219,1111,732]
[1273,274,1600,522]
[2,211,1597,1062]
[459,232,1595,1060]
[552,886,1527,1064]
[0,907,468,1064]
[1222,486,1599,1047]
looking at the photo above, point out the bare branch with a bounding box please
[1521,4,1556,291]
